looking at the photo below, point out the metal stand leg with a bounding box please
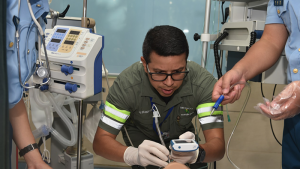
[201,0,212,68]
[77,99,83,169]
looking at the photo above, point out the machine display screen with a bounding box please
[64,40,75,45]
[174,140,192,144]
[69,31,80,35]
[51,38,61,43]
[56,29,67,33]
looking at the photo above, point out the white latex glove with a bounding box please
[254,81,300,120]
[170,131,199,164]
[123,140,169,167]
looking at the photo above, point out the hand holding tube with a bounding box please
[123,140,169,167]
[255,81,300,120]
[212,69,246,105]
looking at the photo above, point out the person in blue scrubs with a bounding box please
[212,0,300,168]
[6,0,52,168]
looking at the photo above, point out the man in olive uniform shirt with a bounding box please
[93,25,225,169]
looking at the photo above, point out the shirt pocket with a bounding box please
[174,111,195,132]
[6,23,16,52]
[133,109,154,133]
[18,23,38,83]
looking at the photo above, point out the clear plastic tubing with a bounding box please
[226,82,251,169]
[44,92,77,146]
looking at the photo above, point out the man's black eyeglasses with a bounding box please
[147,65,189,81]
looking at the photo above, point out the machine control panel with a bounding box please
[44,26,87,58]
[46,28,69,51]
[58,29,82,53]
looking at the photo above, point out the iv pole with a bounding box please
[77,0,87,168]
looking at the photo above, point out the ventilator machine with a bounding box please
[18,0,105,168]
[38,26,103,98]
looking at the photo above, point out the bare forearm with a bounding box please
[232,24,288,80]
[93,128,128,162]
[9,99,44,166]
[200,137,225,162]
[233,39,282,80]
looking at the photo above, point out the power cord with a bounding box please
[260,83,282,146]
[221,1,225,24]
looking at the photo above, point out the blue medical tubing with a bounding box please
[150,97,171,163]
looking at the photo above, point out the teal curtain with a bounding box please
[50,0,229,76]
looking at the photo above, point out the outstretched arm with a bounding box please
[212,24,288,105]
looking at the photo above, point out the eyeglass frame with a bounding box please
[146,64,189,82]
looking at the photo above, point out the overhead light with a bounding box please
[183,29,189,33]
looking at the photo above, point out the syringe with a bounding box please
[210,95,224,116]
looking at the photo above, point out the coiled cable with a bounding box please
[214,32,229,79]
[249,31,257,49]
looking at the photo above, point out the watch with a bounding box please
[19,143,38,157]
[196,147,206,163]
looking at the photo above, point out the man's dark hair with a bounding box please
[142,25,189,63]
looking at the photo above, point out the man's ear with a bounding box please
[140,56,148,73]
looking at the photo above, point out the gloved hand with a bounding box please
[255,81,300,120]
[170,131,199,164]
[123,140,169,167]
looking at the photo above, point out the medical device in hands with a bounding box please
[210,95,224,116]
[170,139,199,152]
[40,25,104,99]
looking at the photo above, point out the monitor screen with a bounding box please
[56,29,67,33]
[174,140,192,144]
[64,40,75,45]
[69,30,80,35]
[51,38,61,43]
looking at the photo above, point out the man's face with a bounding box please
[141,52,187,97]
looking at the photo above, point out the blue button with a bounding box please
[178,146,181,149]
[39,78,49,91]
[61,65,74,76]
[24,83,29,92]
[65,83,77,93]
[40,85,49,91]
